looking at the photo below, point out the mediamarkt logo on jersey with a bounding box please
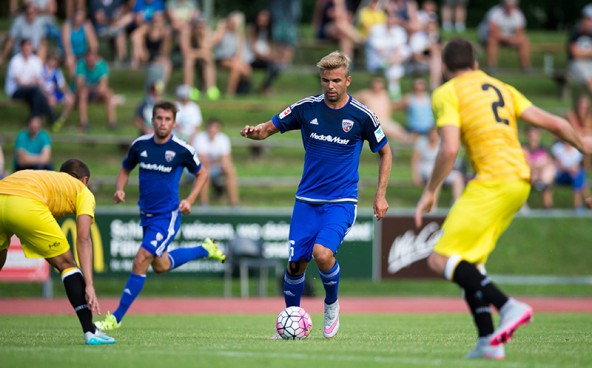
[309,132,350,145]
[139,162,173,173]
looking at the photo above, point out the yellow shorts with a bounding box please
[434,180,530,265]
[0,195,70,258]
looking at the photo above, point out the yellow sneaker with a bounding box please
[201,238,226,263]
[95,312,121,331]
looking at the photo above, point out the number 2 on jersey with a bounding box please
[481,83,509,125]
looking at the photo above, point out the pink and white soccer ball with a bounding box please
[276,306,313,340]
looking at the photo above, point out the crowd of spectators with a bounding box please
[2,1,592,210]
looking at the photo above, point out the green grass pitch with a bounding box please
[1,313,591,367]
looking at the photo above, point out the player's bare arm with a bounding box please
[520,106,586,153]
[415,125,460,227]
[240,120,279,140]
[113,167,131,203]
[180,168,208,214]
[374,144,392,220]
[76,214,100,314]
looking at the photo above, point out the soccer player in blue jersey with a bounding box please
[96,101,226,331]
[240,51,392,338]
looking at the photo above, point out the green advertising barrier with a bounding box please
[62,207,375,278]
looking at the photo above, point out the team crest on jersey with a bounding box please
[165,150,176,162]
[279,106,292,119]
[342,119,354,132]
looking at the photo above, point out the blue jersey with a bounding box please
[122,134,201,213]
[272,94,387,204]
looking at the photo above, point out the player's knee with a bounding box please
[313,249,334,269]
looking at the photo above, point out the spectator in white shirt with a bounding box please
[365,13,410,100]
[551,140,590,210]
[193,118,240,207]
[478,0,531,73]
[5,39,55,123]
[173,84,203,143]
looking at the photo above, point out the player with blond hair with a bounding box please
[241,51,392,338]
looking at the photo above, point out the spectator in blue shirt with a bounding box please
[14,115,53,171]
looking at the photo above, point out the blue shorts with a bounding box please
[288,201,357,262]
[140,210,181,257]
[555,169,586,191]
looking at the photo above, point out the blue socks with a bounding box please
[113,272,146,322]
[320,261,340,304]
[167,246,209,270]
[283,271,305,307]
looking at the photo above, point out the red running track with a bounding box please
[0,297,591,315]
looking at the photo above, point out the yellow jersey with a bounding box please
[432,70,532,182]
[0,170,95,219]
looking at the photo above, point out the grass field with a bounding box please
[0,313,591,367]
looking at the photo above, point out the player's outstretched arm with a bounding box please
[521,106,585,153]
[240,120,279,140]
[113,167,131,204]
[75,214,100,314]
[374,144,392,221]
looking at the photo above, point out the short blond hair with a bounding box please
[317,51,351,76]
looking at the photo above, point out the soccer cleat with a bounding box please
[466,336,505,360]
[201,238,226,263]
[84,329,116,345]
[490,298,533,346]
[323,300,340,338]
[95,312,121,331]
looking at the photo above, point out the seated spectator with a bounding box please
[173,84,203,143]
[108,0,165,66]
[477,0,531,73]
[411,126,464,207]
[365,12,410,100]
[14,115,53,171]
[357,0,387,41]
[313,0,363,60]
[407,0,442,88]
[193,118,240,207]
[269,0,301,68]
[134,80,164,135]
[89,0,128,65]
[42,53,75,132]
[62,8,99,77]
[181,16,220,100]
[28,0,61,50]
[568,4,592,96]
[4,39,55,124]
[441,0,468,33]
[166,0,199,50]
[212,11,252,97]
[247,9,281,94]
[551,139,590,210]
[74,49,117,132]
[385,0,420,34]
[523,126,555,209]
[393,78,435,138]
[353,76,411,143]
[132,11,172,88]
[0,2,47,67]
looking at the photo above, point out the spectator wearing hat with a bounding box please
[478,0,531,73]
[174,84,203,143]
[569,4,592,96]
